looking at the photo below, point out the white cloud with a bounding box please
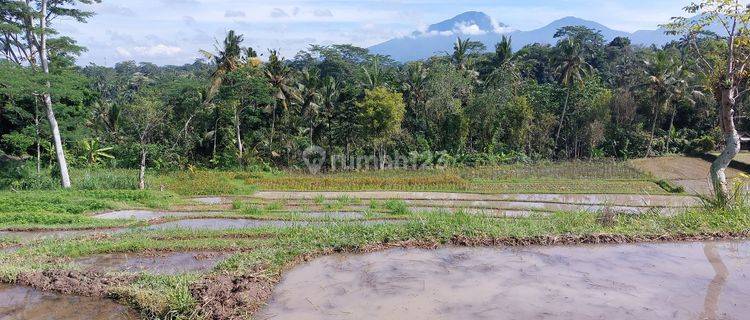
[115,47,132,57]
[454,22,486,35]
[132,44,183,57]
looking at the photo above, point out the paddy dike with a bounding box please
[74,251,230,275]
[258,241,750,320]
[251,191,699,215]
[0,284,137,319]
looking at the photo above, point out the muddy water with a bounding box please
[93,210,222,221]
[75,252,229,275]
[0,284,137,319]
[259,241,750,320]
[145,218,311,230]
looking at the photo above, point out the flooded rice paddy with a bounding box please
[259,241,749,320]
[0,284,137,320]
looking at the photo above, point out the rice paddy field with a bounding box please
[0,157,747,319]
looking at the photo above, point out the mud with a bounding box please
[0,284,137,320]
[258,241,750,320]
[74,251,230,275]
[191,274,275,320]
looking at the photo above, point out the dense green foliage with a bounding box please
[1,3,748,188]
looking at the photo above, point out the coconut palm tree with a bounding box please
[643,50,682,157]
[264,50,294,148]
[200,30,244,105]
[401,62,429,132]
[554,39,593,148]
[296,68,322,142]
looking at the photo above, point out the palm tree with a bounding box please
[452,37,471,71]
[264,50,293,149]
[297,68,322,142]
[200,30,244,105]
[401,62,429,132]
[494,35,513,66]
[554,39,593,148]
[643,51,683,157]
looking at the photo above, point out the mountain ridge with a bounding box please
[369,12,678,61]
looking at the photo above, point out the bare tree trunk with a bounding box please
[34,99,41,174]
[38,0,71,188]
[270,105,276,150]
[666,108,677,153]
[646,106,660,157]
[711,88,741,202]
[235,107,244,165]
[138,149,147,190]
[554,88,571,148]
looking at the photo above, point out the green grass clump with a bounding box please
[0,190,177,228]
[383,200,410,215]
[657,180,685,193]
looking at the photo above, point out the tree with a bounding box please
[554,39,593,148]
[200,30,244,104]
[0,0,100,188]
[356,87,406,169]
[643,50,684,156]
[451,37,486,71]
[296,68,322,142]
[121,96,165,190]
[264,50,293,149]
[666,0,750,202]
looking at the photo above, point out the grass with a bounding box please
[0,205,748,319]
[0,190,179,229]
[243,162,667,194]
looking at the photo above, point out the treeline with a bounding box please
[1,1,748,191]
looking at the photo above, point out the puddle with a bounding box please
[0,284,137,319]
[0,229,115,242]
[253,191,700,208]
[193,197,225,205]
[296,212,365,219]
[75,252,229,275]
[146,218,312,230]
[259,241,750,320]
[94,210,219,221]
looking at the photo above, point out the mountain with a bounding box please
[370,11,511,62]
[369,12,680,62]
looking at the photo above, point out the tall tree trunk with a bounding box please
[646,105,660,157]
[138,148,147,190]
[711,87,741,202]
[235,107,243,165]
[269,105,276,150]
[34,99,41,174]
[666,108,677,153]
[554,87,571,148]
[38,0,71,188]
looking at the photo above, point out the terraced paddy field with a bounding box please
[0,160,747,319]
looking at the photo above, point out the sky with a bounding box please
[57,0,695,66]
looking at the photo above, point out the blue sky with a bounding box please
[59,0,694,66]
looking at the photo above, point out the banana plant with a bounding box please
[79,139,115,165]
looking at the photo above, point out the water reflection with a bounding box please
[701,243,729,320]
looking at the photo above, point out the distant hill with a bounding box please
[369,12,681,62]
